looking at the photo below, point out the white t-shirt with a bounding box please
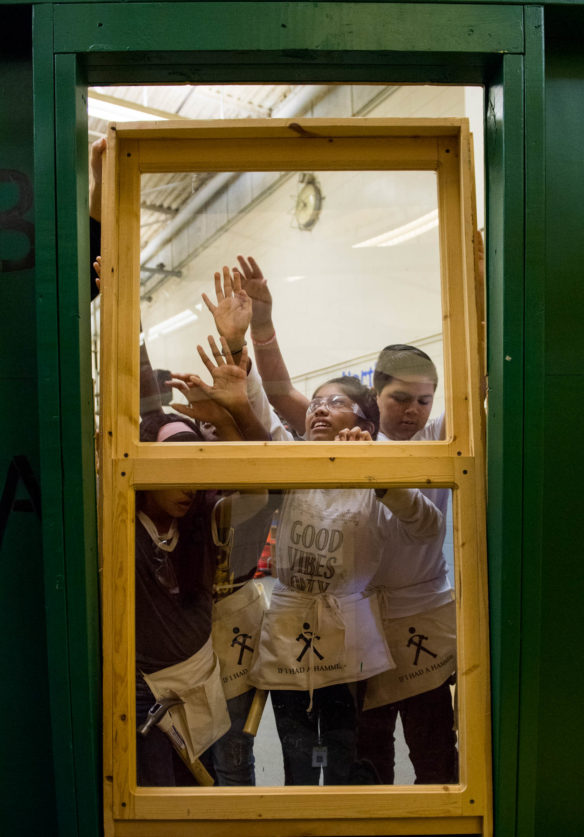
[247,369,452,617]
[248,486,442,691]
[371,413,453,618]
[275,488,425,596]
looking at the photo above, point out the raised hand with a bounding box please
[169,336,269,441]
[196,335,250,412]
[335,426,373,442]
[202,266,251,352]
[235,256,274,335]
[167,372,234,427]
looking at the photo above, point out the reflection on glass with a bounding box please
[138,169,445,436]
[134,483,457,787]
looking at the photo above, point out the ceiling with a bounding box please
[88,84,324,257]
[87,83,482,303]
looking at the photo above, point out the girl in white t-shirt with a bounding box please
[247,376,443,784]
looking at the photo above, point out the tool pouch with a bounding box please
[212,580,267,699]
[143,637,230,762]
[363,598,457,708]
[247,587,394,692]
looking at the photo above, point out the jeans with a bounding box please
[207,688,256,785]
[356,677,458,784]
[271,684,357,785]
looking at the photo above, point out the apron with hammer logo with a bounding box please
[362,598,456,708]
[212,580,267,700]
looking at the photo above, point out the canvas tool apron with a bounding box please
[363,597,457,709]
[247,585,394,693]
[212,580,267,700]
[143,636,230,762]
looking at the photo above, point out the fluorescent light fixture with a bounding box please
[353,209,439,249]
[285,275,304,283]
[147,309,197,341]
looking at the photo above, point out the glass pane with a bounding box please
[134,485,457,787]
[138,169,445,441]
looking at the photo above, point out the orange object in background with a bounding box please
[255,528,275,577]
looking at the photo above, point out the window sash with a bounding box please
[99,118,489,833]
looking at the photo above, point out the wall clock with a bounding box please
[295,173,323,230]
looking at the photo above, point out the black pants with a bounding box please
[357,678,458,784]
[271,684,357,785]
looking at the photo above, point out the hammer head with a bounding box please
[138,696,184,736]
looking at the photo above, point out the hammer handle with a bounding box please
[158,713,215,786]
[243,689,268,736]
[184,755,215,787]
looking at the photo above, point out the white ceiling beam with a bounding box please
[88,90,191,121]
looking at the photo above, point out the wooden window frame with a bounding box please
[100,118,490,836]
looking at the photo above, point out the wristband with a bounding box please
[222,340,247,356]
[251,330,277,347]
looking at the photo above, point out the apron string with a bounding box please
[305,594,344,713]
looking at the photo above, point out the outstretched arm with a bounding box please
[376,488,444,543]
[235,257,310,435]
[89,137,106,223]
[202,265,252,362]
[202,262,305,436]
[89,138,107,300]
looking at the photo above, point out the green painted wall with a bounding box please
[0,5,59,835]
[518,9,584,835]
[0,2,582,835]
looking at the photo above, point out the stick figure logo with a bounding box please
[407,626,437,666]
[296,622,324,662]
[230,626,254,665]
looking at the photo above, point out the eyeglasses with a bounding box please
[152,548,180,595]
[306,395,367,421]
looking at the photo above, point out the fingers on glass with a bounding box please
[213,271,224,301]
[247,256,262,277]
[201,292,215,313]
[222,265,233,297]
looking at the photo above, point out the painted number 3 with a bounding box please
[0,169,34,272]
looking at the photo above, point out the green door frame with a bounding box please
[32,3,546,835]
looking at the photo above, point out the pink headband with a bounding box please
[156,421,194,442]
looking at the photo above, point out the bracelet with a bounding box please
[221,340,247,356]
[251,330,277,347]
